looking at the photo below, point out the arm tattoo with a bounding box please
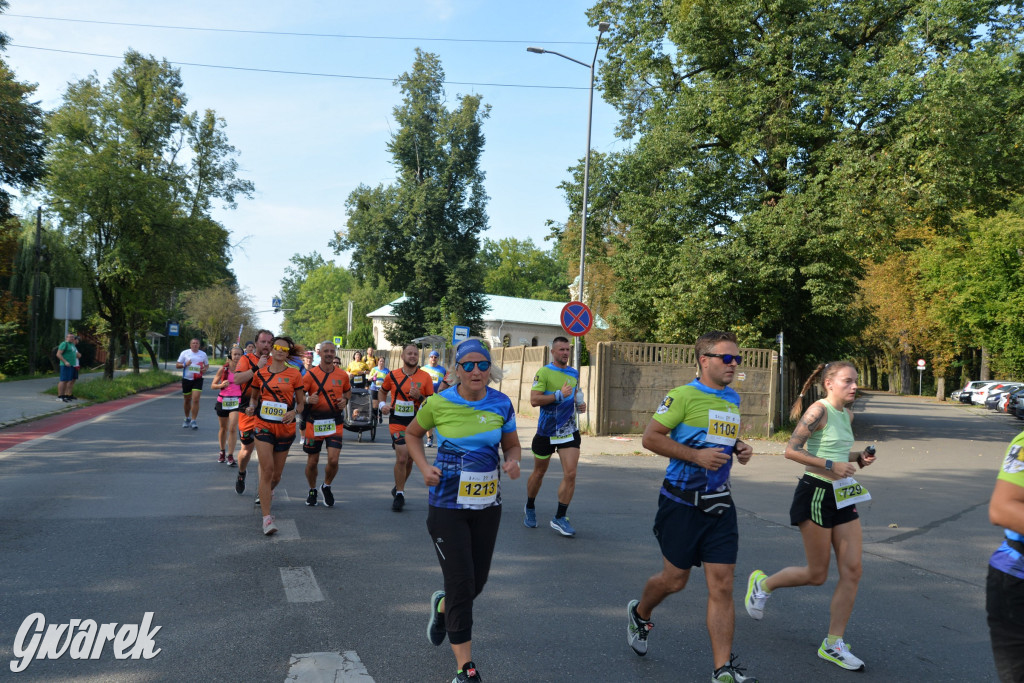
[787,404,826,458]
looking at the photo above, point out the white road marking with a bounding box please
[280,566,324,603]
[269,519,300,540]
[0,390,174,459]
[285,651,374,682]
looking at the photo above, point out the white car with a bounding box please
[960,381,997,404]
[975,381,1015,405]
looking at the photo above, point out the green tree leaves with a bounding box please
[43,50,252,377]
[334,50,489,345]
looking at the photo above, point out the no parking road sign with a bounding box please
[560,301,593,337]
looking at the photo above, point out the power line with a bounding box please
[9,44,589,90]
[4,13,594,45]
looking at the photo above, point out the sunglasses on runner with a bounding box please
[272,344,290,352]
[457,360,491,372]
[703,353,742,365]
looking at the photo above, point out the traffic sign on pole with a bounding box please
[917,359,926,368]
[560,301,593,337]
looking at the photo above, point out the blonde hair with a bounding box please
[789,361,857,421]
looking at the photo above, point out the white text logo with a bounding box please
[10,612,161,673]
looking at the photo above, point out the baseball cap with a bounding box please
[429,350,440,357]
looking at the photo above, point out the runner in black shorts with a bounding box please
[176,338,209,430]
[625,331,757,683]
[744,361,877,673]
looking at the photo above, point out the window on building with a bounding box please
[531,337,538,347]
[502,334,511,347]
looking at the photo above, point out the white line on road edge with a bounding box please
[280,566,324,603]
[285,651,374,682]
[0,390,175,460]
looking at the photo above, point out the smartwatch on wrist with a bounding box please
[824,459,833,471]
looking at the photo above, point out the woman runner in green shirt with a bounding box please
[742,361,877,672]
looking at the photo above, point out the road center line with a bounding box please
[280,566,324,603]
[285,651,374,682]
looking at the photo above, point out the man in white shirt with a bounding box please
[176,338,209,429]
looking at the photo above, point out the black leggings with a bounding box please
[426,505,502,645]
[989,565,1024,682]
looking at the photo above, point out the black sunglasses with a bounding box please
[703,353,742,365]
[458,360,491,372]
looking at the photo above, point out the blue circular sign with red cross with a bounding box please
[560,301,593,337]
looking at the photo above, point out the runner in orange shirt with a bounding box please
[301,341,351,508]
[380,343,435,511]
[244,335,306,535]
[232,329,274,495]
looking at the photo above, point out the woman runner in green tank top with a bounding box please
[741,361,878,673]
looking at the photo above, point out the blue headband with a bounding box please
[455,339,491,363]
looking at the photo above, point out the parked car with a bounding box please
[1000,387,1024,413]
[1011,389,1024,419]
[962,381,999,404]
[976,382,1013,405]
[988,384,1022,410]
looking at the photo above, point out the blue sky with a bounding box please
[2,1,626,331]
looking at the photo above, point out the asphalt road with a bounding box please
[0,389,1016,682]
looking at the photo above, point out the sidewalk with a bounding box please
[0,369,156,429]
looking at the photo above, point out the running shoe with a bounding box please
[817,637,865,671]
[182,418,191,428]
[235,470,246,494]
[427,590,446,646]
[218,450,226,464]
[426,434,434,448]
[190,419,198,430]
[550,516,576,537]
[262,515,277,536]
[744,570,770,620]
[62,396,71,402]
[392,491,405,512]
[56,396,65,403]
[306,488,318,507]
[627,599,653,656]
[227,455,236,467]
[712,655,757,682]
[320,483,334,507]
[451,661,482,682]
[68,395,78,401]
[523,505,537,528]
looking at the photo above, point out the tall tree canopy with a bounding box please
[43,50,252,377]
[569,0,1024,368]
[480,237,568,301]
[333,50,490,345]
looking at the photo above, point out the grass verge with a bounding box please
[44,370,179,402]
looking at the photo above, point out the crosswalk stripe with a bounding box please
[279,567,324,603]
[285,651,374,682]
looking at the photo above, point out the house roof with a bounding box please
[367,294,607,329]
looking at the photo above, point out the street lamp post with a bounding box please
[528,20,610,371]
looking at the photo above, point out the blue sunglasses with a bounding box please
[458,360,491,372]
[703,353,742,365]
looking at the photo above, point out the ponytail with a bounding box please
[789,363,826,422]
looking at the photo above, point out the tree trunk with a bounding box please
[899,352,912,395]
[103,332,117,379]
[139,338,158,370]
[936,375,946,400]
[981,346,991,380]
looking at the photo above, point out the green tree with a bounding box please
[576,0,1024,366]
[280,252,327,312]
[0,1,45,223]
[43,51,252,378]
[284,262,395,348]
[480,237,568,301]
[181,283,256,358]
[333,50,490,344]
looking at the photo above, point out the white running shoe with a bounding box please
[262,515,278,536]
[182,418,191,428]
[190,419,198,430]
[744,570,770,620]
[818,637,865,671]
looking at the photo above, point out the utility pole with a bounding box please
[29,207,42,374]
